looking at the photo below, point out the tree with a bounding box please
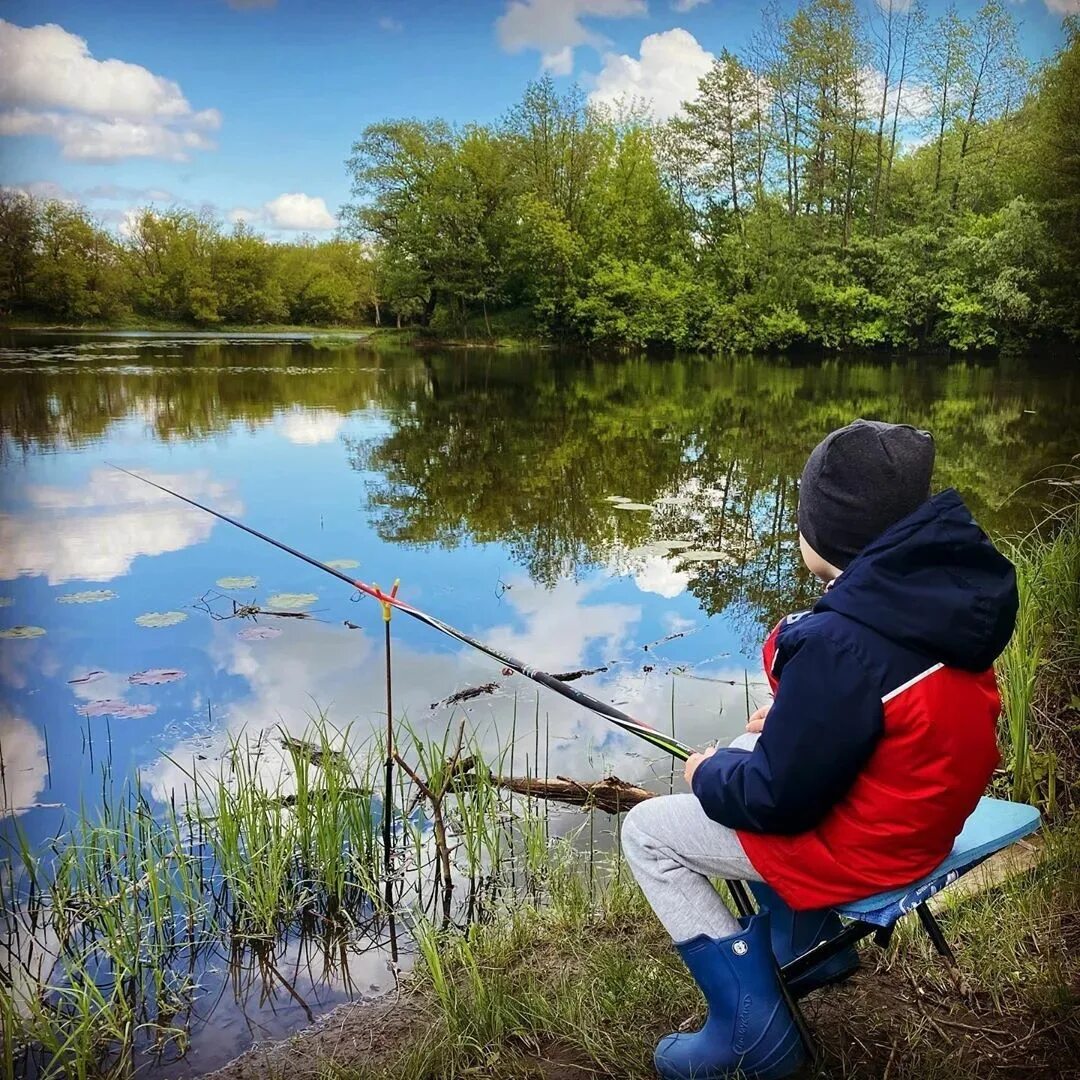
[949,0,1025,212]
[0,190,38,315]
[926,5,971,198]
[125,208,221,324]
[213,223,285,324]
[870,0,925,226]
[33,201,126,322]
[502,77,602,235]
[685,51,763,228]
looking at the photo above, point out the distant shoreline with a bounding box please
[1,321,374,337]
[1,322,547,350]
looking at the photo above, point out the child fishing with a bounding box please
[622,419,1018,1080]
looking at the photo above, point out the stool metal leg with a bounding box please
[916,903,958,967]
[774,956,819,1063]
[725,879,754,919]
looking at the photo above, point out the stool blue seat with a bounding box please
[724,795,1042,1061]
[836,796,1043,928]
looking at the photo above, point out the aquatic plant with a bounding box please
[133,611,187,628]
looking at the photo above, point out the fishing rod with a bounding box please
[109,464,693,761]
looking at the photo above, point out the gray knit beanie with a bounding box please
[798,419,935,570]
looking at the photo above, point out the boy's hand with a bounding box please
[684,746,717,786]
[746,703,772,733]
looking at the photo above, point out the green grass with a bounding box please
[0,710,525,1078]
[321,822,1080,1080]
[997,484,1080,809]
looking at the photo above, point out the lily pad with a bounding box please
[604,496,632,504]
[135,611,188,628]
[68,670,107,685]
[677,549,732,563]
[57,590,118,604]
[0,625,46,639]
[613,502,654,512]
[267,592,318,610]
[76,700,157,719]
[325,559,359,571]
[129,668,187,686]
[0,597,12,608]
[216,576,259,589]
[238,626,282,641]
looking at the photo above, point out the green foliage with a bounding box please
[0,198,377,329]
[2,5,1078,349]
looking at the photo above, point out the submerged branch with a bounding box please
[450,758,654,815]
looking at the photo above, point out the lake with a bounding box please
[1,332,1077,1076]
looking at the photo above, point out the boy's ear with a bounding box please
[799,532,841,583]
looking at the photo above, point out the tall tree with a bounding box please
[881,0,924,219]
[0,190,38,315]
[685,51,762,227]
[502,77,602,235]
[926,5,971,196]
[949,0,1024,211]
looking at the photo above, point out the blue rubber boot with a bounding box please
[654,912,806,1080]
[748,882,859,997]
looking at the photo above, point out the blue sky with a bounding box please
[0,0,1074,237]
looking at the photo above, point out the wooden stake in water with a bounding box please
[379,580,400,964]
[669,679,677,795]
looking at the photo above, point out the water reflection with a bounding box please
[1,468,240,584]
[0,712,48,815]
[1,333,1077,1074]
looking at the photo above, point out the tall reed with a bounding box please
[997,488,1079,808]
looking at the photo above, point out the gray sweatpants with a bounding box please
[621,732,763,942]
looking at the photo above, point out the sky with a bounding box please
[0,0,1075,238]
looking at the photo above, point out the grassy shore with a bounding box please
[3,491,1078,1080]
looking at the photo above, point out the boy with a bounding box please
[622,419,1017,1080]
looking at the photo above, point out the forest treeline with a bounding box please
[1,0,1077,352]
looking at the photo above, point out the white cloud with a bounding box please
[264,192,337,230]
[859,65,934,121]
[0,108,217,161]
[589,28,714,121]
[496,0,647,74]
[544,45,576,75]
[116,207,142,239]
[230,192,338,232]
[485,576,641,672]
[280,409,345,445]
[0,468,241,585]
[1044,0,1080,12]
[632,554,690,599]
[1,179,77,203]
[85,183,176,202]
[0,20,220,161]
[378,16,404,32]
[672,0,710,10]
[0,713,48,814]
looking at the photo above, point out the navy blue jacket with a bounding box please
[691,489,1018,835]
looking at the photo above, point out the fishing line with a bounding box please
[109,464,693,761]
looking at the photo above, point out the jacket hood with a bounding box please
[815,489,1018,671]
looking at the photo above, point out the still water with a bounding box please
[1,333,1077,1074]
